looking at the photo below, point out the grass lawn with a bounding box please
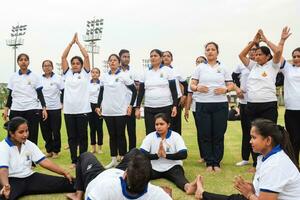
[0,107,286,200]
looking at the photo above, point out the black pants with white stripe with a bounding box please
[40,109,62,153]
[151,165,189,191]
[144,105,172,135]
[88,103,103,145]
[9,109,41,145]
[171,98,182,134]
[104,116,127,157]
[126,107,136,150]
[64,113,88,164]
[201,192,246,200]
[0,173,75,200]
[239,104,255,162]
[195,102,228,167]
[285,109,300,165]
[246,101,277,166]
[74,148,142,191]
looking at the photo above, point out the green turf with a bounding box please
[0,107,286,200]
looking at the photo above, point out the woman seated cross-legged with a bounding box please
[140,113,201,197]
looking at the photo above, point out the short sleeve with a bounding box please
[223,66,233,82]
[0,143,9,168]
[139,70,146,83]
[174,133,187,152]
[187,79,192,93]
[271,60,281,70]
[259,163,287,194]
[7,74,15,90]
[121,73,134,86]
[246,60,256,71]
[34,74,43,90]
[58,76,64,90]
[233,64,242,74]
[140,134,153,152]
[191,66,201,80]
[29,142,46,164]
[164,67,175,81]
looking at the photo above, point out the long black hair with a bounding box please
[3,117,28,138]
[252,119,299,170]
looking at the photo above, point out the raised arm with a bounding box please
[75,33,90,72]
[239,32,260,67]
[61,34,76,73]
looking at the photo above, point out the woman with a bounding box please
[88,67,103,154]
[185,56,207,163]
[162,51,188,134]
[40,60,63,158]
[0,117,74,200]
[95,54,137,169]
[61,33,91,167]
[190,42,234,172]
[281,46,300,165]
[136,49,178,135]
[239,28,289,124]
[194,118,300,200]
[2,53,47,145]
[140,113,200,196]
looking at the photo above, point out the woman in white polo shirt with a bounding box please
[140,113,200,197]
[281,46,300,165]
[0,117,74,200]
[239,28,289,126]
[40,60,63,158]
[61,33,91,167]
[2,53,48,145]
[190,42,234,172]
[136,49,178,135]
[88,67,103,154]
[95,54,137,169]
[185,56,207,163]
[162,51,188,134]
[194,119,300,200]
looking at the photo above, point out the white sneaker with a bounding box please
[236,160,249,166]
[105,157,118,169]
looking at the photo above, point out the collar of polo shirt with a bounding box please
[203,60,221,65]
[18,69,32,75]
[42,72,55,77]
[90,79,100,84]
[119,177,148,199]
[149,64,164,70]
[262,144,282,162]
[121,65,130,71]
[155,130,172,139]
[108,68,121,75]
[5,137,15,147]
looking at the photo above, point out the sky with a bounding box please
[0,0,299,82]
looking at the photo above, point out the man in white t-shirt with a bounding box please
[66,149,172,200]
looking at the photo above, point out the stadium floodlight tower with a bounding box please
[6,24,27,72]
[83,18,104,68]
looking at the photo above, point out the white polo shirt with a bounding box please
[121,67,139,107]
[7,70,43,111]
[233,64,250,104]
[140,66,175,108]
[63,68,91,114]
[41,73,63,110]
[281,61,300,110]
[89,79,102,104]
[191,62,232,103]
[140,130,187,172]
[101,69,134,116]
[85,168,171,200]
[0,137,46,178]
[187,79,198,112]
[253,147,300,199]
[246,60,280,103]
[168,66,186,98]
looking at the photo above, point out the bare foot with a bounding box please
[247,167,256,173]
[46,152,53,158]
[52,153,59,159]
[69,163,76,169]
[214,166,222,173]
[197,158,205,164]
[66,192,80,200]
[206,166,213,172]
[195,175,204,200]
[185,182,197,195]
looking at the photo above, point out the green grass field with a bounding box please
[0,107,286,200]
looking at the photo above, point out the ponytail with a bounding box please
[252,119,299,171]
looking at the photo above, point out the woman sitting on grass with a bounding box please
[0,117,74,200]
[140,113,201,197]
[195,118,300,200]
